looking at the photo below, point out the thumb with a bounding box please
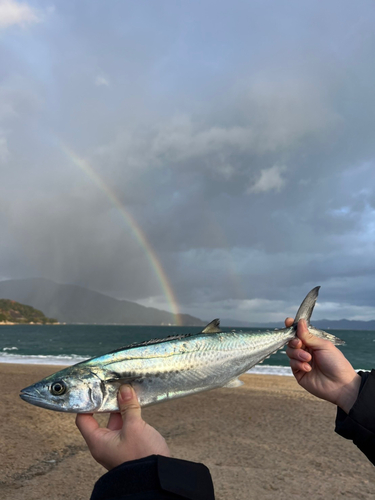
[297,319,330,349]
[118,385,142,425]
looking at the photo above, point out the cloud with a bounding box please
[0,133,9,163]
[1,0,375,323]
[95,75,110,87]
[0,0,40,28]
[248,165,287,194]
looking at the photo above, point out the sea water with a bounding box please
[0,324,373,375]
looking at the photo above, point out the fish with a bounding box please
[19,286,344,413]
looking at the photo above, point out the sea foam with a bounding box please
[0,353,89,365]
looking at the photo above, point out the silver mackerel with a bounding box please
[20,287,343,413]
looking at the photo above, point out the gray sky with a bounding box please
[1,0,375,322]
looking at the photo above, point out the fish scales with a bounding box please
[19,287,344,413]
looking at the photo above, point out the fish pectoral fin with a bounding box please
[201,318,222,334]
[104,371,134,384]
[223,377,244,389]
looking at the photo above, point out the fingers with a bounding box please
[286,345,312,363]
[284,317,294,328]
[286,318,300,349]
[107,412,123,431]
[296,319,331,348]
[76,414,100,445]
[289,358,312,373]
[118,385,142,426]
[288,337,303,349]
[286,333,312,376]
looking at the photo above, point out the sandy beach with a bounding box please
[0,364,374,500]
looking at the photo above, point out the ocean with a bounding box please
[0,324,374,375]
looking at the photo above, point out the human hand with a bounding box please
[285,318,361,414]
[76,385,171,470]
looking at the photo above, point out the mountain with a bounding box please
[310,319,375,331]
[0,278,204,326]
[221,318,375,331]
[0,299,58,324]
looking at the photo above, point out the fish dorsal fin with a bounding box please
[201,319,222,334]
[97,320,222,359]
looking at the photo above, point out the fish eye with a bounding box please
[50,381,66,396]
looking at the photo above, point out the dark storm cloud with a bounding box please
[1,0,375,321]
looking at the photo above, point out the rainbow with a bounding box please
[60,145,182,326]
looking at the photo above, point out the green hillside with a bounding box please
[0,299,58,324]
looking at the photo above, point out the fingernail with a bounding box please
[304,363,312,371]
[300,351,310,361]
[119,385,133,402]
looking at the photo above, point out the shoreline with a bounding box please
[0,322,60,325]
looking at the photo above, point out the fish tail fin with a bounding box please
[307,326,345,346]
[294,286,320,326]
[294,287,345,345]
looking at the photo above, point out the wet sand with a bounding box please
[0,363,374,499]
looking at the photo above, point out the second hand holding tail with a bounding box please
[285,318,361,414]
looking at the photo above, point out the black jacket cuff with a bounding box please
[335,370,375,465]
[90,455,215,500]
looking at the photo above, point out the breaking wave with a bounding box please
[246,365,294,376]
[0,353,89,365]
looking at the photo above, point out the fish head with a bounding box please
[19,367,104,412]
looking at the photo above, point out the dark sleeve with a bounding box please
[335,370,375,465]
[90,455,215,500]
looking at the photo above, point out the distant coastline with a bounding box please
[221,318,375,331]
[0,278,204,326]
[0,321,60,325]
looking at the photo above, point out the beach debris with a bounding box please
[19,287,344,413]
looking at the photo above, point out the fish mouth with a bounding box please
[20,385,74,412]
[19,390,62,411]
[19,390,43,404]
[19,385,50,408]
